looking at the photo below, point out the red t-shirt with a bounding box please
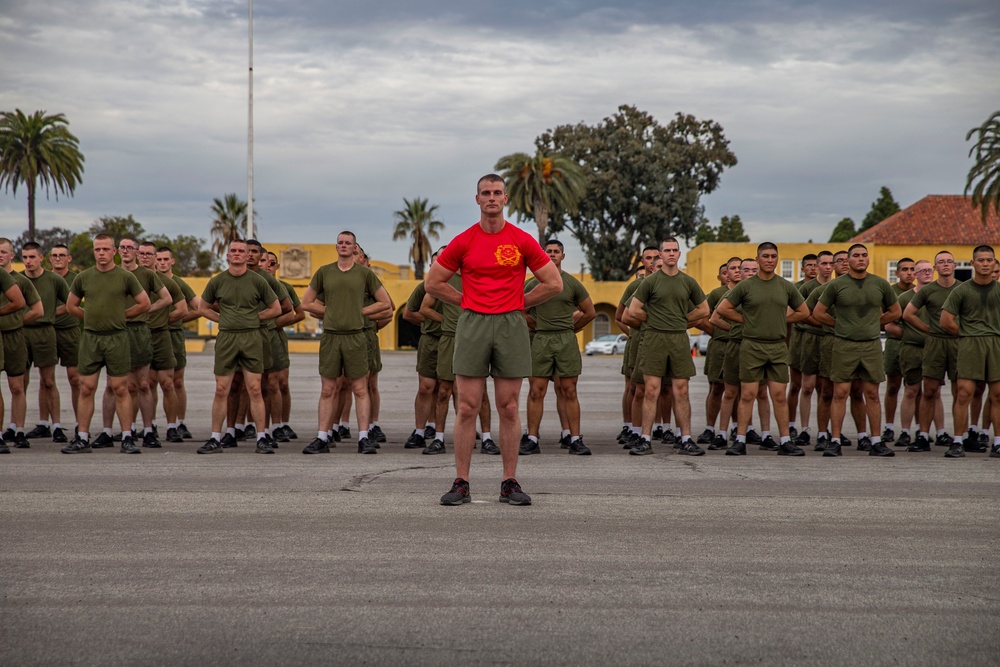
[437,221,550,314]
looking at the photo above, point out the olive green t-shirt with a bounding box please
[724,274,804,342]
[406,282,441,336]
[706,285,731,341]
[0,271,41,332]
[126,265,164,325]
[168,274,198,331]
[896,289,927,346]
[818,273,897,341]
[202,269,278,332]
[943,280,1000,337]
[439,275,463,335]
[54,271,79,329]
[620,279,643,334]
[280,280,300,309]
[148,273,185,330]
[22,269,70,327]
[794,278,828,332]
[632,270,707,334]
[525,270,589,332]
[308,262,383,333]
[806,285,832,336]
[70,266,145,332]
[254,268,289,330]
[716,286,743,341]
[909,281,960,338]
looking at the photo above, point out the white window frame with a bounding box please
[780,259,794,280]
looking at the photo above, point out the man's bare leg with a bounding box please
[452,375,486,481]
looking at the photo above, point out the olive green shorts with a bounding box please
[215,330,265,376]
[260,328,273,371]
[883,338,901,376]
[437,334,455,382]
[270,328,290,371]
[637,330,696,380]
[531,330,582,378]
[722,338,743,385]
[170,329,187,370]
[819,335,835,379]
[704,338,725,384]
[78,330,131,377]
[898,342,924,386]
[624,330,642,377]
[1,329,27,376]
[453,310,531,378]
[798,332,823,376]
[25,325,58,369]
[830,338,885,384]
[922,336,958,382]
[126,324,152,369]
[56,326,81,368]
[957,336,1000,383]
[318,331,368,379]
[788,329,802,371]
[149,328,176,372]
[365,327,382,374]
[416,334,439,379]
[740,339,790,384]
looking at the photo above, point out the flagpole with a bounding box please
[247,0,255,240]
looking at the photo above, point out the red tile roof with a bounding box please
[850,195,1000,245]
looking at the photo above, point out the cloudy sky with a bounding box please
[1,0,998,268]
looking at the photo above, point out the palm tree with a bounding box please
[0,109,85,241]
[393,197,444,279]
[209,193,248,257]
[495,150,586,244]
[966,110,1000,223]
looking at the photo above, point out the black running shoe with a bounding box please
[234,427,246,441]
[440,478,471,505]
[302,437,330,454]
[944,443,965,458]
[371,425,387,443]
[481,438,500,455]
[25,424,51,439]
[823,441,842,457]
[197,438,223,454]
[221,433,239,448]
[839,435,851,448]
[567,438,591,455]
[92,432,114,449]
[330,428,342,443]
[113,432,123,442]
[979,431,989,446]
[629,439,654,455]
[13,433,29,449]
[422,439,445,455]
[61,439,91,454]
[616,426,630,444]
[677,439,705,456]
[857,436,872,452]
[695,429,715,445]
[0,441,8,454]
[255,438,275,454]
[358,437,377,454]
[962,435,986,453]
[177,423,193,439]
[869,442,895,457]
[708,434,728,450]
[52,427,68,443]
[881,428,895,444]
[404,431,425,449]
[815,434,829,452]
[121,436,141,454]
[746,430,762,445]
[788,425,798,439]
[142,431,161,448]
[759,435,779,451]
[795,430,811,446]
[559,434,571,449]
[777,441,805,456]
[273,426,291,443]
[499,478,531,505]
[268,433,280,449]
[725,441,747,456]
[166,427,184,443]
[623,431,640,450]
[907,435,931,452]
[244,424,257,440]
[423,426,435,440]
[652,425,665,440]
[519,435,541,455]
[895,431,911,447]
[338,425,351,440]
[935,432,953,447]
[2,428,14,442]
[285,426,298,440]
[991,443,1000,458]
[661,429,677,445]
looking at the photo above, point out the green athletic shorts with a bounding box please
[78,330,131,377]
[704,338,725,384]
[740,339,789,384]
[624,330,643,377]
[1,329,27,376]
[723,338,742,385]
[365,328,382,374]
[126,323,152,369]
[883,338,901,376]
[270,328,290,371]
[798,332,822,376]
[170,329,187,370]
[24,325,58,369]
[830,338,885,384]
[416,334,439,379]
[260,328,273,371]
[318,330,368,379]
[819,335,835,379]
[453,310,531,378]
[531,330,581,378]
[788,329,802,371]
[215,329,266,376]
[957,336,1000,382]
[149,328,176,372]
[436,334,455,382]
[56,326,81,368]
[922,336,958,382]
[898,342,924,386]
[637,330,696,380]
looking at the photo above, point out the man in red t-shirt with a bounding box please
[426,173,562,506]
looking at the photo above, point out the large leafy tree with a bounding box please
[0,109,85,241]
[495,150,585,244]
[858,186,901,232]
[392,197,444,279]
[209,193,248,257]
[966,110,1000,223]
[146,233,219,276]
[12,226,76,254]
[828,217,857,243]
[692,214,749,245]
[534,105,737,280]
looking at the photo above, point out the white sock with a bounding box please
[482,431,491,441]
[359,430,369,441]
[79,431,90,442]
[561,429,570,439]
[211,432,222,441]
[789,421,797,430]
[528,435,538,443]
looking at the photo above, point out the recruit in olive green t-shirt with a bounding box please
[148,273,185,330]
[201,270,278,332]
[168,274,198,331]
[818,273,896,341]
[525,270,589,332]
[125,265,164,325]
[724,274,804,342]
[909,281,961,338]
[70,266,145,332]
[0,272,41,331]
[308,262,382,333]
[943,280,1000,337]
[632,270,706,333]
[895,289,927,346]
[22,270,70,327]
[54,271,79,328]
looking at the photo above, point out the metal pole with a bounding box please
[247,0,255,240]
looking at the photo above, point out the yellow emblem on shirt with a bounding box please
[495,245,521,267]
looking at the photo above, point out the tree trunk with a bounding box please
[414,261,425,280]
[27,180,36,241]
[534,197,549,245]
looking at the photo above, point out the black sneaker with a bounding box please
[481,438,500,455]
[962,435,986,453]
[822,441,843,457]
[881,428,895,444]
[895,431,912,448]
[440,478,471,505]
[499,478,531,505]
[777,441,805,456]
[857,436,872,452]
[934,433,953,448]
[789,425,798,439]
[759,435,779,451]
[338,425,351,440]
[255,438,275,454]
[0,441,8,454]
[661,429,677,445]
[221,433,239,448]
[285,426,298,440]
[235,427,246,441]
[559,434,571,449]
[907,435,931,452]
[371,425,387,443]
[121,436,141,454]
[746,430,762,445]
[629,438,654,455]
[177,423,193,439]
[25,424,51,439]
[330,428,342,443]
[197,438,223,454]
[616,426,631,444]
[2,428,15,442]
[708,434,728,450]
[567,438,591,455]
[840,435,851,448]
[244,424,258,440]
[725,441,747,456]
[990,443,1000,458]
[92,432,114,449]
[13,433,29,449]
[404,431,425,449]
[302,437,330,454]
[695,429,715,444]
[623,431,640,450]
[61,439,91,454]
[142,431,161,448]
[519,435,541,455]
[422,439,445,455]
[113,432,123,442]
[944,443,965,458]
[267,433,279,449]
[52,427,68,443]
[358,437,377,454]
[423,426,435,440]
[273,426,291,443]
[652,425,665,440]
[869,441,895,457]
[979,431,989,446]
[166,427,184,443]
[814,434,828,452]
[795,430,811,446]
[677,439,705,456]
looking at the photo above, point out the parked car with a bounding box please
[585,333,628,356]
[689,332,710,356]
